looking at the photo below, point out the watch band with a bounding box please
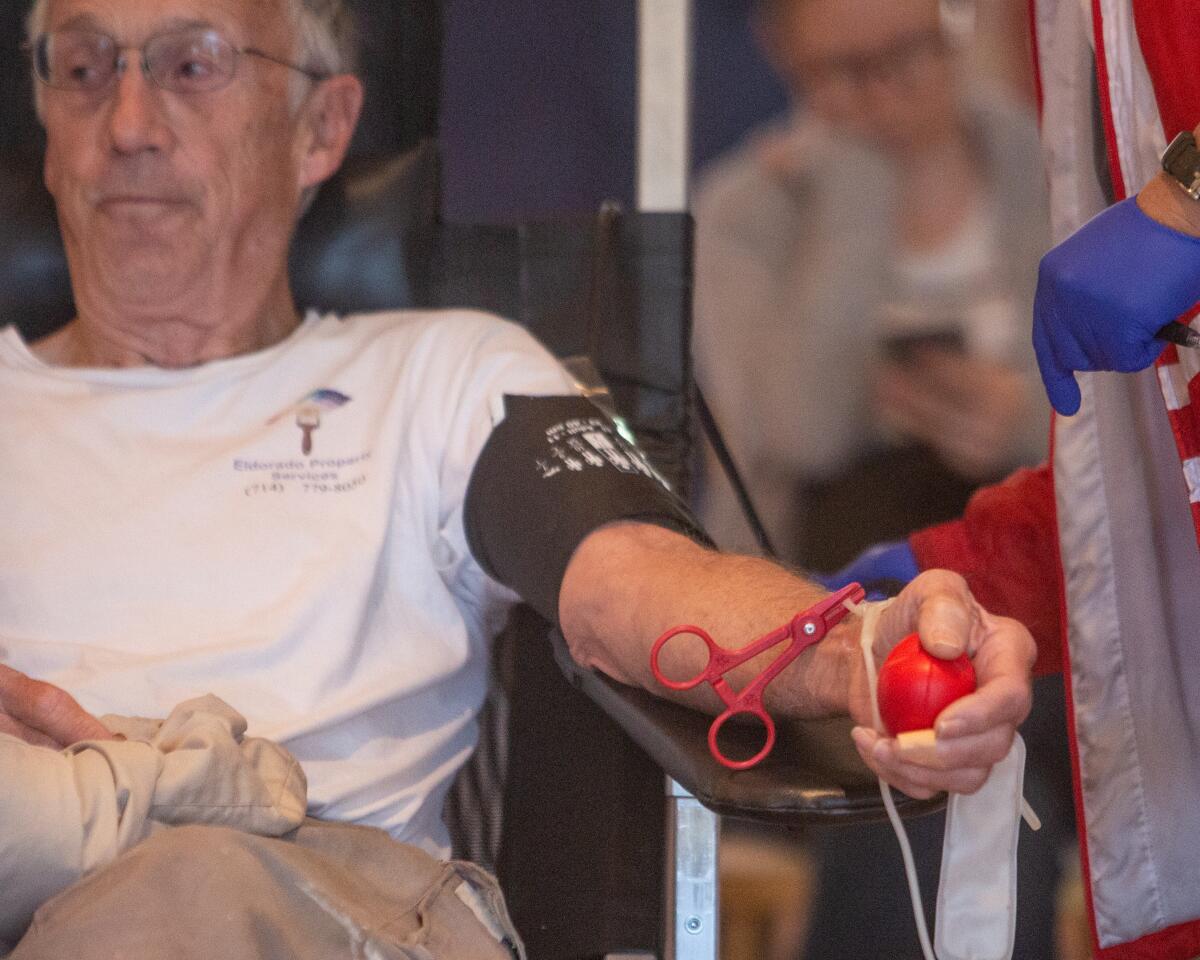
[1162,130,1200,201]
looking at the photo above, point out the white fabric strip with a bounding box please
[934,738,1025,960]
[1054,379,1153,949]
[1035,0,1110,241]
[1097,0,1167,194]
[1059,369,1200,946]
[1092,4,1200,944]
[1157,362,1190,411]
[1183,456,1200,504]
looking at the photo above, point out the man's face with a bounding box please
[39,0,313,310]
[769,0,957,152]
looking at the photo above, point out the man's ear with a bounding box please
[297,74,365,192]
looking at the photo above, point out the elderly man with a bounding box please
[0,0,1035,957]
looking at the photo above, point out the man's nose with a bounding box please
[107,62,171,154]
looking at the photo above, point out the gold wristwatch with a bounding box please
[1162,130,1200,201]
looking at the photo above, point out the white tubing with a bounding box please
[854,599,938,960]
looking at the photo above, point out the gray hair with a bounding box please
[25,0,358,111]
[283,0,359,79]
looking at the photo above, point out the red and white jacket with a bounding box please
[911,2,1200,957]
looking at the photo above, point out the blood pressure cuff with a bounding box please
[464,394,709,624]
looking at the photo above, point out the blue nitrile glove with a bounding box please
[1033,196,1200,416]
[812,541,920,601]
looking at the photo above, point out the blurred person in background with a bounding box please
[693,0,1050,572]
[960,0,1039,108]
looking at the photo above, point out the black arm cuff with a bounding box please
[464,394,709,623]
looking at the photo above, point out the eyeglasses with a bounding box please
[27,26,329,95]
[800,29,945,94]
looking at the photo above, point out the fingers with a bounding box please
[879,568,976,660]
[884,571,1037,674]
[851,726,994,798]
[1032,294,1065,408]
[938,615,1035,738]
[1039,362,1081,417]
[851,713,1018,797]
[887,578,1034,727]
[0,664,112,747]
[855,595,1035,798]
[1033,297,1082,416]
[1050,381,1081,416]
[914,591,974,660]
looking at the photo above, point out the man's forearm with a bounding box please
[0,664,112,748]
[561,522,1036,800]
[558,522,860,718]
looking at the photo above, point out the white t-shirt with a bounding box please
[0,309,576,857]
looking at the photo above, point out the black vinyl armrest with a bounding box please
[549,630,944,825]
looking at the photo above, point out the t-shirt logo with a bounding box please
[268,389,352,456]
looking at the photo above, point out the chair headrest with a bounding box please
[0,154,74,343]
[291,139,439,315]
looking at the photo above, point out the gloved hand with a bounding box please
[812,540,920,600]
[1033,196,1200,415]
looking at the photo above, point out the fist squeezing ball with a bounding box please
[876,633,976,735]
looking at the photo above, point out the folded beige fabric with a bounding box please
[0,694,306,943]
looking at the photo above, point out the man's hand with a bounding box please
[847,570,1035,798]
[0,664,112,748]
[1032,189,1200,416]
[873,349,1030,480]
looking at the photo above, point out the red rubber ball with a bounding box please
[876,633,977,735]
